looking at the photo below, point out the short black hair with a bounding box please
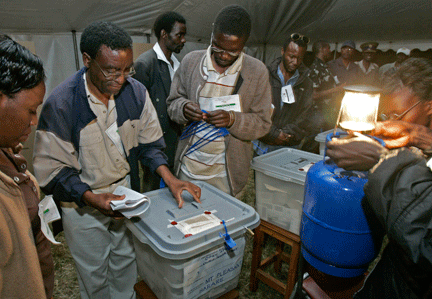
[213,5,251,40]
[384,58,432,102]
[80,21,132,59]
[312,40,329,55]
[0,37,45,98]
[153,12,186,40]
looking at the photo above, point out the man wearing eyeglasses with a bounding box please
[167,5,272,197]
[256,33,315,152]
[33,21,201,299]
[134,12,186,192]
[325,58,432,298]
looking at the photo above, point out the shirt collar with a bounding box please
[153,42,180,73]
[277,65,299,86]
[204,45,244,75]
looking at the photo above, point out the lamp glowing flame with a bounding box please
[337,85,380,132]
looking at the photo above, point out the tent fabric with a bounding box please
[1,0,431,49]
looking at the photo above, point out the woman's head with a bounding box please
[0,37,46,148]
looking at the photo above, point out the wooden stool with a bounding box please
[249,220,301,298]
[134,280,239,299]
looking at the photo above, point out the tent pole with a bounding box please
[72,30,80,71]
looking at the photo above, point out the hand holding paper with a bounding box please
[111,186,151,218]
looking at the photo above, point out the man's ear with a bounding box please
[82,52,91,68]
[161,29,168,39]
[280,47,285,56]
[426,100,432,116]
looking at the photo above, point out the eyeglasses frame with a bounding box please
[380,100,422,121]
[87,53,136,81]
[210,32,242,57]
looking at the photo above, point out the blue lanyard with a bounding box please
[180,110,230,156]
[185,125,229,156]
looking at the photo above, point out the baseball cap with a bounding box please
[341,40,356,49]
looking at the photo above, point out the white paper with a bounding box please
[174,213,221,235]
[38,195,61,245]
[281,85,295,104]
[111,186,150,218]
[334,76,340,85]
[106,122,126,157]
[199,95,242,112]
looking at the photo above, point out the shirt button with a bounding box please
[156,98,159,102]
[116,159,119,162]
[14,177,19,183]
[103,110,107,114]
[14,154,20,158]
[21,164,26,170]
[22,173,27,177]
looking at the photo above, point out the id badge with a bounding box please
[210,94,242,112]
[281,85,295,104]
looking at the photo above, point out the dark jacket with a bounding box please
[134,49,182,166]
[260,57,314,145]
[355,148,432,299]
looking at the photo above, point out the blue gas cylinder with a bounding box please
[300,158,378,278]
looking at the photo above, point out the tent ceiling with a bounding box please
[1,0,431,47]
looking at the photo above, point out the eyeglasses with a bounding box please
[92,58,136,81]
[210,32,242,57]
[290,33,310,44]
[380,100,422,121]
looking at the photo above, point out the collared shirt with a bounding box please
[181,46,244,183]
[355,60,379,75]
[308,57,336,91]
[0,148,39,233]
[277,66,299,87]
[328,57,360,85]
[83,73,130,193]
[153,42,180,80]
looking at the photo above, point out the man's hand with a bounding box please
[184,102,205,121]
[372,120,432,150]
[82,190,125,217]
[156,165,201,208]
[326,132,386,171]
[203,110,231,127]
[273,131,292,145]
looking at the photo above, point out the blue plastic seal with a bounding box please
[219,220,236,250]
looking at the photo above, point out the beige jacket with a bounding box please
[167,50,272,196]
[0,167,45,298]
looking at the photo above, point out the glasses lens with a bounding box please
[303,36,310,44]
[291,33,300,41]
[379,113,389,121]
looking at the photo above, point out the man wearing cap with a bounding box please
[328,40,360,86]
[379,47,410,83]
[356,42,379,86]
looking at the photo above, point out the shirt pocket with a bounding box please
[79,131,105,169]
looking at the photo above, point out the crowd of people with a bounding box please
[1,3,431,299]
